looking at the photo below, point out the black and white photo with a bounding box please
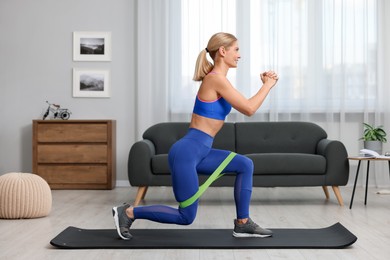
[73,31,111,61]
[73,69,110,97]
[80,37,105,55]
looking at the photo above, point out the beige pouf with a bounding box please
[0,172,52,219]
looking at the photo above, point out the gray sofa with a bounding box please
[128,122,349,206]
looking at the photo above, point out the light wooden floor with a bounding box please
[1,186,390,260]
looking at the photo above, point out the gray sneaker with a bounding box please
[233,218,273,238]
[112,204,134,240]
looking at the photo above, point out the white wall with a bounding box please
[1,0,389,188]
[0,0,136,185]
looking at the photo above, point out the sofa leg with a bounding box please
[332,186,344,206]
[322,186,330,199]
[141,186,148,199]
[134,186,148,206]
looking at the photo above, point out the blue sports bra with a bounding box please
[193,95,232,120]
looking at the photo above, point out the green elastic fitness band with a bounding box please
[179,152,237,208]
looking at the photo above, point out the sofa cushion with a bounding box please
[151,154,170,175]
[143,122,236,154]
[247,153,326,175]
[213,123,235,151]
[143,123,190,154]
[235,122,327,154]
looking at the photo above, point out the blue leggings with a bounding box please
[133,128,254,225]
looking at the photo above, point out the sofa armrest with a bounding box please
[316,139,349,185]
[128,139,156,186]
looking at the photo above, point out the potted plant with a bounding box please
[360,123,387,154]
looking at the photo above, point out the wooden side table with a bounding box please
[348,156,390,209]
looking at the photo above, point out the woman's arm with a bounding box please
[215,72,278,116]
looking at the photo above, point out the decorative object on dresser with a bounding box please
[43,100,72,120]
[33,120,116,189]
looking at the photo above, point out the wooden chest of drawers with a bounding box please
[32,120,116,189]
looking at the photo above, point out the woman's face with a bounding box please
[224,41,241,68]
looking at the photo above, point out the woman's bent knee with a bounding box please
[235,154,254,173]
[180,215,196,225]
[178,202,197,225]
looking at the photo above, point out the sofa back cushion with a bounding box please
[214,123,235,151]
[235,122,327,154]
[143,122,235,154]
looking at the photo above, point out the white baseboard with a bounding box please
[115,180,131,187]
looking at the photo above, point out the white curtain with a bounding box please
[136,0,390,188]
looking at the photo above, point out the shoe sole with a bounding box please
[232,231,272,238]
[112,207,131,240]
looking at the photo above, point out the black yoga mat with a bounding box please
[50,222,357,249]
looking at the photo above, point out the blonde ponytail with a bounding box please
[192,32,238,82]
[192,49,213,81]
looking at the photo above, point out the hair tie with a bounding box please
[205,48,209,53]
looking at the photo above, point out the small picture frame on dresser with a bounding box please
[73,68,110,98]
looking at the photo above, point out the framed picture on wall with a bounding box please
[73,68,110,98]
[73,31,111,61]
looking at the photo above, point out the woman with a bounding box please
[113,32,278,240]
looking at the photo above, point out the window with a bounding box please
[171,0,378,115]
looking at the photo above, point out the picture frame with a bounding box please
[73,68,110,98]
[73,31,111,61]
